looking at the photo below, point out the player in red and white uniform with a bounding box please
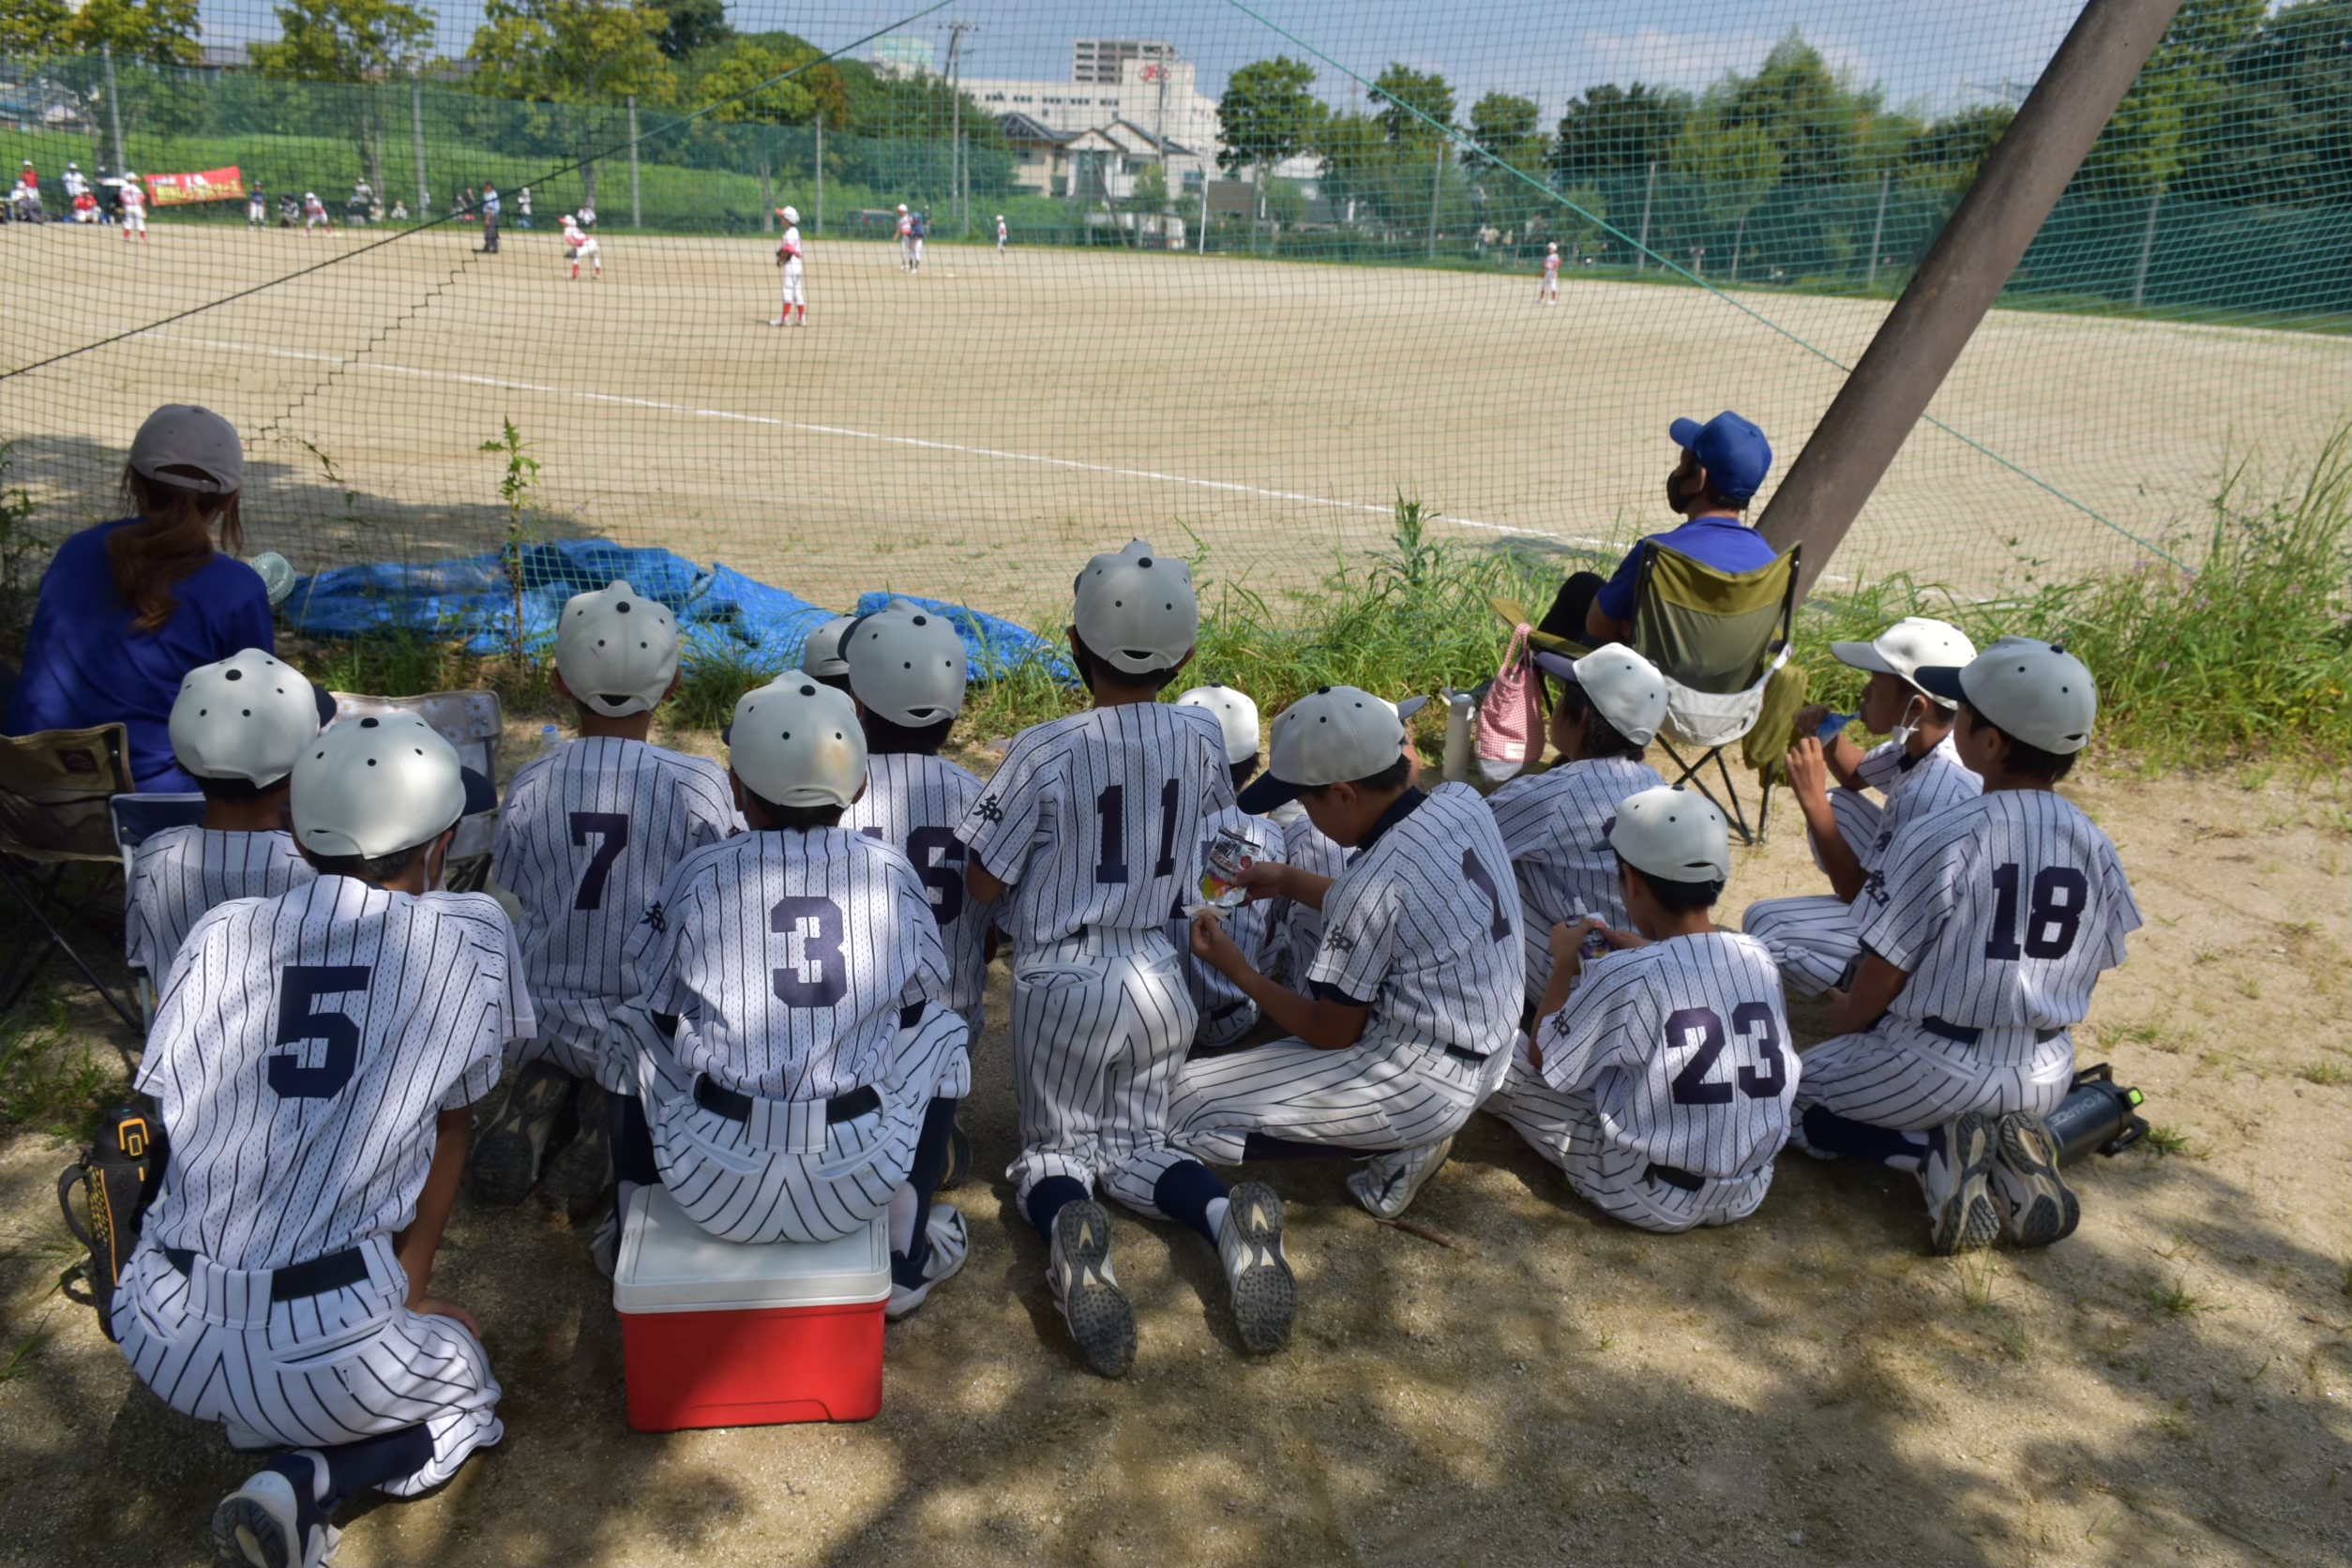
[302,190,330,234]
[117,175,147,241]
[563,212,600,281]
[1539,242,1560,304]
[772,205,806,326]
[996,214,1007,255]
[896,204,914,270]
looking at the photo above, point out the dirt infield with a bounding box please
[0,753,2345,1568]
[3,226,2346,613]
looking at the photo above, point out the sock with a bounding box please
[1205,1196,1230,1240]
[1152,1159,1228,1247]
[1242,1131,1379,1161]
[1024,1174,1091,1243]
[893,1096,957,1271]
[1802,1106,1931,1171]
[607,1092,657,1187]
[888,1184,920,1257]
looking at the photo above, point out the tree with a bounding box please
[1671,112,1782,278]
[250,0,436,202]
[1312,109,1398,225]
[1372,62,1453,145]
[0,0,71,57]
[58,0,203,64]
[1216,56,1323,247]
[653,0,727,60]
[693,41,816,124]
[468,0,676,207]
[1468,92,1540,166]
[1550,82,1690,185]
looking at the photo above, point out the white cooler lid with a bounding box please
[612,1184,892,1314]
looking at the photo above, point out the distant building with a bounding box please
[967,47,1221,196]
[998,113,1198,203]
[1072,39,1176,86]
[871,34,937,79]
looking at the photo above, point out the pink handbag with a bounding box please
[1477,624,1542,781]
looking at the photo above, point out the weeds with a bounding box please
[0,987,124,1140]
[2148,1276,2205,1316]
[0,440,43,665]
[481,418,544,672]
[2299,1061,2348,1086]
[0,1322,48,1383]
[2142,1124,2192,1156]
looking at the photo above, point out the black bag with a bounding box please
[57,1103,166,1342]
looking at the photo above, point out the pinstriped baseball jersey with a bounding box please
[956,703,1234,947]
[1309,783,1525,1062]
[1847,734,1981,869]
[1486,755,1663,1002]
[840,751,988,1018]
[1165,804,1284,1029]
[635,828,950,1100]
[1535,931,1796,1180]
[1275,811,1349,985]
[1860,790,2140,1031]
[491,737,739,1067]
[136,880,530,1270]
[124,826,314,980]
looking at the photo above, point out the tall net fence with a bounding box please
[1,0,2346,643]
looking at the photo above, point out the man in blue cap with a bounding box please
[1539,412,1779,647]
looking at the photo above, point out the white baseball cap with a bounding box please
[555,580,680,717]
[1238,686,1407,811]
[1175,684,1259,764]
[1917,637,2097,754]
[291,712,493,859]
[898,204,909,212]
[1831,617,1978,708]
[1072,538,1197,676]
[169,649,326,786]
[731,677,866,808]
[779,204,799,225]
[845,602,966,727]
[129,403,242,495]
[1609,785,1730,885]
[1532,641,1668,747]
[800,613,858,678]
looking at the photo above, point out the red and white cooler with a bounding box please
[612,1184,891,1431]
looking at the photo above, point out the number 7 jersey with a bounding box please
[1859,790,2140,1032]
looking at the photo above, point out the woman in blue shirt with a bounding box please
[6,404,273,791]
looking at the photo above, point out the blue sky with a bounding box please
[200,0,2088,118]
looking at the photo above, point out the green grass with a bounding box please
[0,986,126,1142]
[2147,1276,2205,1316]
[2141,1124,2192,1156]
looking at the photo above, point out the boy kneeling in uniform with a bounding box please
[1488,786,1797,1231]
[117,715,520,1568]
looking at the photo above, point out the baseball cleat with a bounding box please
[936,1119,972,1192]
[540,1081,611,1219]
[1048,1199,1136,1378]
[1217,1181,1295,1354]
[887,1203,970,1320]
[210,1467,337,1568]
[1921,1112,2002,1256]
[1990,1110,2080,1247]
[1346,1134,1455,1220]
[469,1060,572,1206]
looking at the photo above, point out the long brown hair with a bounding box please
[108,465,245,633]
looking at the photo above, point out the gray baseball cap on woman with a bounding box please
[129,404,243,494]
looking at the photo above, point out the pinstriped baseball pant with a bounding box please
[1006,927,1199,1216]
[1789,1019,2074,1153]
[1485,1053,1772,1232]
[113,1235,502,1494]
[1819,787,1885,871]
[1741,894,1861,996]
[1165,1036,1500,1164]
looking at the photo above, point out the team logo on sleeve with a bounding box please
[1863,870,1889,906]
[641,901,667,933]
[1324,931,1356,954]
[974,796,1004,823]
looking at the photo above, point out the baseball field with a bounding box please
[0,735,2345,1565]
[4,225,2347,615]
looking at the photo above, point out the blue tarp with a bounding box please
[284,540,1071,682]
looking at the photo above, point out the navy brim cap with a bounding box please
[313,685,339,726]
[1532,649,1581,683]
[1669,415,1705,447]
[459,765,497,817]
[1237,770,1311,814]
[1914,665,1968,703]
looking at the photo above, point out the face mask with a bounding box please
[1666,466,1704,511]
[1889,695,1925,748]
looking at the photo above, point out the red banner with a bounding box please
[146,166,246,206]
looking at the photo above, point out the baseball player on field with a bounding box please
[117,174,146,241]
[897,204,913,269]
[124,650,324,989]
[1175,685,1525,1220]
[605,678,972,1319]
[478,582,737,1219]
[996,213,1008,254]
[1539,241,1560,304]
[302,189,329,234]
[116,714,520,1568]
[1743,617,1981,996]
[840,600,988,1185]
[1486,786,1797,1231]
[1485,643,1667,1017]
[773,204,807,327]
[1166,684,1284,1048]
[956,541,1295,1376]
[799,611,858,696]
[1793,639,2141,1255]
[562,211,601,280]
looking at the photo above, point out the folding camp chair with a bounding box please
[330,689,505,891]
[109,792,207,1033]
[0,724,142,1031]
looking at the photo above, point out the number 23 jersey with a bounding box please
[1860,790,2140,1033]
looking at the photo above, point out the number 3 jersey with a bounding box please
[631,827,953,1101]
[840,751,988,1021]
[1859,790,2140,1033]
[1534,931,1796,1181]
[491,737,740,1068]
[137,880,533,1271]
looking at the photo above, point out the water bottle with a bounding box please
[2043,1064,2148,1164]
[1440,689,1475,783]
[535,723,565,761]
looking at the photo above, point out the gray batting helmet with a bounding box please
[291,712,493,858]
[168,649,323,786]
[845,602,966,728]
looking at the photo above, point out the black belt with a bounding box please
[692,1076,882,1126]
[1208,1001,1248,1023]
[1643,1162,1705,1193]
[1921,1017,2064,1047]
[165,1245,370,1302]
[1444,1045,1491,1066]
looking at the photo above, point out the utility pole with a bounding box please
[1636,159,1656,272]
[1425,134,1443,261]
[412,75,429,215]
[1757,0,2185,599]
[2132,181,2163,307]
[945,21,975,234]
[103,43,125,174]
[628,95,641,227]
[1155,53,1171,250]
[1865,169,1891,288]
[813,111,823,234]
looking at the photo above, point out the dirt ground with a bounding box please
[4,226,2347,612]
[0,748,2345,1568]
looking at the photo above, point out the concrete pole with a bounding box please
[1635,159,1655,272]
[1865,169,1890,288]
[2132,181,2162,307]
[412,76,429,215]
[1425,135,1442,261]
[103,43,125,175]
[813,112,823,234]
[628,96,641,227]
[1756,0,2183,600]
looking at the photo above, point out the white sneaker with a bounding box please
[1920,1112,2002,1256]
[886,1203,969,1320]
[210,1466,339,1568]
[1048,1199,1135,1377]
[769,317,783,327]
[1217,1181,1295,1354]
[1989,1110,2080,1247]
[1346,1135,1455,1219]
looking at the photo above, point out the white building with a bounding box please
[939,40,1224,197]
